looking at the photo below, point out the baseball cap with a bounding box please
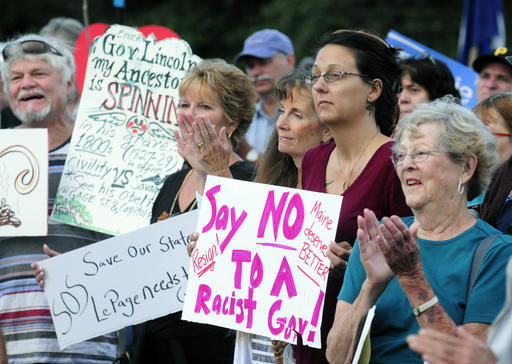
[235,29,294,63]
[472,47,512,74]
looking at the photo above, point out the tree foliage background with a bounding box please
[1,0,511,65]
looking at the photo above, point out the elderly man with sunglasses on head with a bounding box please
[0,35,118,363]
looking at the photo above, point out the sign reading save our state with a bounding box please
[39,210,198,349]
[182,176,342,348]
[52,24,201,235]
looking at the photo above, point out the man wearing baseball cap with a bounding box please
[473,47,512,102]
[235,29,295,163]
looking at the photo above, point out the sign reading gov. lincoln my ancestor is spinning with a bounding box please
[182,176,343,348]
[52,25,201,235]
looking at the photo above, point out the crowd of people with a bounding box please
[1,15,512,364]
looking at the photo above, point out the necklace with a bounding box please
[170,169,197,214]
[338,131,379,192]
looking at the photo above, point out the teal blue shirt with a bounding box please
[467,191,485,208]
[339,217,512,363]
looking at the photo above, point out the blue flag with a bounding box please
[457,0,506,65]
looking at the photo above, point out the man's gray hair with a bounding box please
[1,34,75,94]
[40,17,84,51]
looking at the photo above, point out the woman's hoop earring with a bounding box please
[457,180,464,195]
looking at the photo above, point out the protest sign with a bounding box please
[52,25,201,235]
[182,176,342,348]
[386,30,479,108]
[40,210,198,349]
[0,129,48,236]
[74,23,180,95]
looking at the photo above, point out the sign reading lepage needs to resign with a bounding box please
[40,210,198,350]
[182,176,342,348]
[52,25,201,235]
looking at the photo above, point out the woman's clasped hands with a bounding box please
[174,111,232,178]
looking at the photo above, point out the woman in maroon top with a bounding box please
[293,29,412,363]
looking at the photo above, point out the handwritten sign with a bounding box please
[40,210,198,349]
[52,25,201,235]
[386,30,479,108]
[0,129,48,236]
[182,176,342,348]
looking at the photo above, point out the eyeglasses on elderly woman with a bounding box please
[2,40,63,61]
[390,149,451,167]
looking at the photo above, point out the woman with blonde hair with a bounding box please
[131,59,257,364]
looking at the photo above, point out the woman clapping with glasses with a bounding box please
[327,98,512,363]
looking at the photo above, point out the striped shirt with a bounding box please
[251,334,277,364]
[0,141,118,363]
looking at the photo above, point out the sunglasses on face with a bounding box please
[2,40,63,61]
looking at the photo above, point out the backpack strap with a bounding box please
[467,234,499,302]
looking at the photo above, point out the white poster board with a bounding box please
[0,129,48,236]
[52,25,201,235]
[40,210,198,349]
[352,306,375,364]
[182,176,342,348]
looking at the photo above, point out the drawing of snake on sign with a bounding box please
[0,144,40,195]
[0,144,41,228]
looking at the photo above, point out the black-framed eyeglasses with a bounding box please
[305,70,371,86]
[390,150,448,167]
[2,40,63,62]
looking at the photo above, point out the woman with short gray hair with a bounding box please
[327,99,512,363]
[394,97,498,202]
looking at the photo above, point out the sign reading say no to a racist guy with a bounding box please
[182,176,343,348]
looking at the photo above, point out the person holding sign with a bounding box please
[235,69,331,364]
[296,30,412,364]
[0,34,117,363]
[254,69,332,189]
[327,99,512,363]
[131,59,257,364]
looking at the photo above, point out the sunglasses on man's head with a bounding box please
[2,40,63,61]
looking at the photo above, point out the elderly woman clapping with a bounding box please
[326,99,512,363]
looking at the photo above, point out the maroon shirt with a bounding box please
[294,140,412,363]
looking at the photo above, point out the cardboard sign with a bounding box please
[40,210,198,349]
[182,177,343,348]
[386,30,479,108]
[73,23,180,95]
[52,25,201,235]
[0,129,48,236]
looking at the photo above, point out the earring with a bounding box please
[366,102,375,117]
[228,131,233,139]
[457,180,464,195]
